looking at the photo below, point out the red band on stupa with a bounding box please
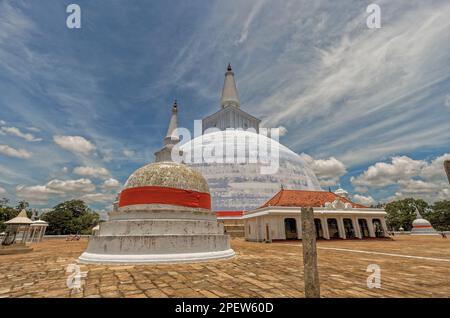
[413,225,432,228]
[119,186,211,210]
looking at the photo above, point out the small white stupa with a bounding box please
[334,187,349,199]
[78,102,234,264]
[410,208,438,236]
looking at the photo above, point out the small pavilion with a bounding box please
[28,219,49,243]
[1,209,33,254]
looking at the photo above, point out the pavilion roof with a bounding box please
[5,209,33,225]
[260,189,367,209]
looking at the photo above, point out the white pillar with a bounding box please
[321,217,330,240]
[23,226,29,243]
[353,217,362,239]
[39,227,44,241]
[380,218,389,237]
[367,219,376,238]
[38,227,43,242]
[31,227,37,242]
[337,218,346,239]
[297,216,302,239]
[256,218,260,242]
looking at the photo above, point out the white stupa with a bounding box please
[78,102,234,264]
[410,208,438,236]
[180,64,322,212]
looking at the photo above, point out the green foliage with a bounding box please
[428,200,450,231]
[0,199,31,232]
[384,198,429,231]
[16,200,29,211]
[42,200,100,235]
[385,198,450,231]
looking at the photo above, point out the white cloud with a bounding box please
[445,94,450,107]
[16,185,61,204]
[16,178,96,204]
[278,126,288,137]
[352,194,376,207]
[102,178,120,189]
[53,135,96,156]
[27,127,41,132]
[351,156,424,187]
[45,178,95,193]
[0,186,6,195]
[421,153,450,181]
[302,153,346,186]
[393,183,450,203]
[73,166,110,179]
[0,144,32,159]
[79,192,115,204]
[351,154,450,203]
[235,0,265,45]
[353,186,368,194]
[123,149,136,157]
[0,126,42,142]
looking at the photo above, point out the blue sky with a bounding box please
[0,0,449,214]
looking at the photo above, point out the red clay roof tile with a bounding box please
[261,189,367,209]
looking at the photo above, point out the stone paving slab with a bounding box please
[0,236,449,298]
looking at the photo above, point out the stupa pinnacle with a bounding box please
[155,100,181,162]
[220,63,240,108]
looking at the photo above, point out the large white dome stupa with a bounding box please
[180,130,322,212]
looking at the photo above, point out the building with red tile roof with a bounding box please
[243,189,388,242]
[261,189,367,209]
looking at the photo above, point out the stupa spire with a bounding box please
[164,100,179,145]
[155,100,181,162]
[220,63,240,108]
[414,207,423,219]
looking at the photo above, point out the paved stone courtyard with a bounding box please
[0,236,449,298]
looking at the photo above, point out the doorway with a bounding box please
[314,219,324,239]
[343,218,355,238]
[284,218,298,240]
[358,219,370,238]
[372,219,384,237]
[327,218,340,239]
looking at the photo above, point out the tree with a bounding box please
[0,198,10,208]
[428,200,450,231]
[0,204,18,232]
[42,200,100,235]
[16,200,29,211]
[385,198,429,231]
